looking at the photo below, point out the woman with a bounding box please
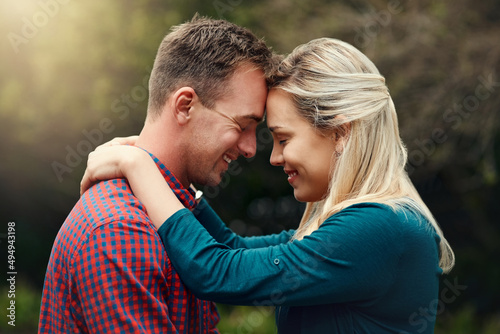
[82,38,454,333]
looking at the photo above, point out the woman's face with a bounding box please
[266,89,337,202]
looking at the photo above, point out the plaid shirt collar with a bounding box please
[139,147,197,210]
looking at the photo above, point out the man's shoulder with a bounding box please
[52,179,163,266]
[80,179,149,227]
[55,179,152,253]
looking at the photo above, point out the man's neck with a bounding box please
[135,119,190,189]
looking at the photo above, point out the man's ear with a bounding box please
[171,87,197,125]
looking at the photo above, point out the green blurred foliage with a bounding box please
[0,0,499,332]
[0,281,40,332]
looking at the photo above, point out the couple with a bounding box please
[39,15,455,333]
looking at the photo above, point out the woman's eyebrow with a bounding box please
[268,126,284,132]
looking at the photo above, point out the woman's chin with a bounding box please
[293,191,310,203]
[293,189,324,203]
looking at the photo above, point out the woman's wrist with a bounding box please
[121,147,153,180]
[117,146,184,228]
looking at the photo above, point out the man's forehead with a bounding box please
[237,113,264,124]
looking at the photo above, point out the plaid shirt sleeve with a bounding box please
[72,219,178,333]
[40,165,219,333]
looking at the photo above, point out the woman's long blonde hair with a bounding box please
[270,38,454,273]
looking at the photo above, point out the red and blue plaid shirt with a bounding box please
[39,151,220,333]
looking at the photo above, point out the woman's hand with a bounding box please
[101,135,139,147]
[80,136,185,229]
[80,144,149,195]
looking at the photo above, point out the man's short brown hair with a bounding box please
[148,15,275,117]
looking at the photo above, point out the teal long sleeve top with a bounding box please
[158,199,443,334]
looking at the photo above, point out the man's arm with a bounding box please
[72,219,178,333]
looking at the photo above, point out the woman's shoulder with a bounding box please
[329,201,429,223]
[322,201,432,238]
[317,201,436,260]
[325,202,399,223]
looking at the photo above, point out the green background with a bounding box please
[1,0,499,332]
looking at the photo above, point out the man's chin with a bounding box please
[198,171,226,187]
[211,171,226,186]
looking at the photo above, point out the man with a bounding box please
[39,15,275,333]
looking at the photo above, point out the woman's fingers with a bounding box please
[79,136,138,195]
[101,135,139,148]
[80,168,93,195]
[80,145,146,196]
[80,147,124,195]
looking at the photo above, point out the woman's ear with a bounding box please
[332,121,351,158]
[332,120,351,143]
[171,87,197,125]
[338,121,351,141]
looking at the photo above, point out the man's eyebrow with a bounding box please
[240,114,265,124]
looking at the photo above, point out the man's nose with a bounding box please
[238,131,257,158]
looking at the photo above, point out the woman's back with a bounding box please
[276,202,441,334]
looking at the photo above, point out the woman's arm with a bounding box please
[193,198,294,249]
[82,142,293,249]
[81,144,184,224]
[82,145,403,307]
[157,203,403,306]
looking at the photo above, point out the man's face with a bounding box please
[185,65,268,186]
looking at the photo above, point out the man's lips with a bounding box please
[223,153,238,164]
